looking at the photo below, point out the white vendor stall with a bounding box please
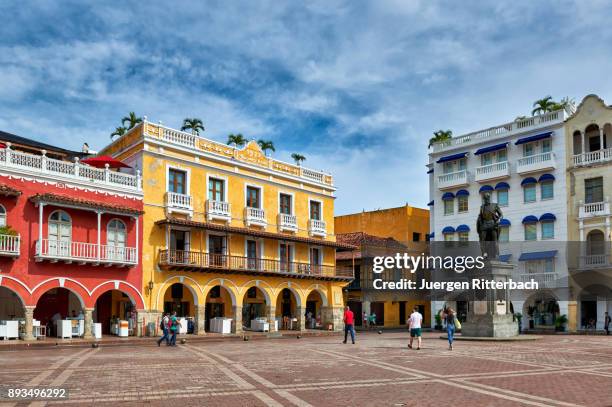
[209,317,232,334]
[250,318,269,332]
[0,320,19,340]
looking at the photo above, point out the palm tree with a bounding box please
[553,96,576,113]
[257,140,275,156]
[181,118,205,135]
[227,133,247,147]
[121,112,142,129]
[291,153,306,166]
[531,96,556,116]
[428,130,453,148]
[110,126,127,140]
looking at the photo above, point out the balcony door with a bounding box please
[246,240,258,270]
[107,219,127,261]
[280,243,293,272]
[246,186,261,208]
[208,178,225,202]
[309,201,321,221]
[48,210,71,257]
[309,247,321,274]
[170,230,190,263]
[280,194,292,215]
[168,169,187,194]
[208,235,226,267]
[585,177,604,204]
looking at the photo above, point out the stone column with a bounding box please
[600,128,605,154]
[267,306,276,332]
[581,131,585,156]
[322,306,343,332]
[567,301,578,333]
[232,306,243,334]
[194,304,206,335]
[23,306,36,341]
[83,307,94,339]
[296,307,306,331]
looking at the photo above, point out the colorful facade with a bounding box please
[0,132,144,339]
[99,120,353,334]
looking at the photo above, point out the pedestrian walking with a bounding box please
[605,312,611,335]
[443,307,458,350]
[369,312,377,330]
[407,306,423,350]
[157,313,170,346]
[342,306,355,344]
[169,311,179,346]
[362,311,368,330]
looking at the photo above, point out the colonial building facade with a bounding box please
[99,120,353,335]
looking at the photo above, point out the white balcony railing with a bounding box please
[520,272,558,288]
[579,255,610,269]
[206,200,231,222]
[244,207,266,227]
[578,201,610,219]
[0,146,141,191]
[431,110,565,152]
[309,219,327,238]
[437,170,469,190]
[278,213,298,232]
[516,152,555,174]
[165,192,193,215]
[35,239,137,265]
[162,128,197,148]
[0,234,20,257]
[475,161,510,182]
[573,148,612,167]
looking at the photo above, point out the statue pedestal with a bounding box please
[461,260,519,338]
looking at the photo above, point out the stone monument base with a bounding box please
[461,314,518,338]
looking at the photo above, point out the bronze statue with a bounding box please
[476,192,503,259]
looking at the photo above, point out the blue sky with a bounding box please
[1,1,612,214]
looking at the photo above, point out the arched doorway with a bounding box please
[242,286,267,330]
[305,290,325,329]
[34,287,84,338]
[94,290,137,336]
[276,288,298,330]
[523,291,559,329]
[205,285,235,333]
[0,286,24,320]
[162,283,196,334]
[579,284,612,330]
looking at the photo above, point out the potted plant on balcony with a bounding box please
[555,314,568,332]
[0,225,18,247]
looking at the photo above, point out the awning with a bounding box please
[429,232,435,239]
[499,254,512,262]
[538,173,555,182]
[441,192,455,200]
[521,177,537,186]
[427,200,434,206]
[442,226,455,234]
[495,182,510,190]
[522,215,538,224]
[81,155,132,169]
[518,250,558,261]
[515,131,553,145]
[437,152,468,163]
[474,142,508,155]
[499,218,511,226]
[456,224,470,232]
[539,213,556,221]
[479,185,494,193]
[456,189,469,197]
[427,168,434,174]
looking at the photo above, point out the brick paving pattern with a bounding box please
[0,332,611,406]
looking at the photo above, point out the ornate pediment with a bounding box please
[235,140,269,167]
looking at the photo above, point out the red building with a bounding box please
[0,131,144,340]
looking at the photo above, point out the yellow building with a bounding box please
[100,120,354,334]
[335,205,430,329]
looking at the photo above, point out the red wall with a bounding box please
[0,175,144,309]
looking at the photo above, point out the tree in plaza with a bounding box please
[428,129,453,148]
[181,118,205,135]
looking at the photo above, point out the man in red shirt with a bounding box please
[342,306,356,344]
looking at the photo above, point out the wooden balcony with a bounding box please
[158,249,353,281]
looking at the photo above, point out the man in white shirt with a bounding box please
[407,306,423,350]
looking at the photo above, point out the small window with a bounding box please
[497,190,509,206]
[585,177,604,204]
[457,196,468,213]
[246,186,261,208]
[524,223,537,241]
[481,153,493,166]
[208,178,225,202]
[458,232,469,242]
[523,184,536,203]
[309,201,321,220]
[444,200,454,215]
[0,205,6,227]
[499,227,509,243]
[525,260,538,274]
[280,194,292,215]
[523,143,535,157]
[496,149,507,162]
[544,258,554,273]
[444,233,454,242]
[541,139,552,153]
[541,182,554,200]
[443,162,454,174]
[412,232,420,242]
[168,168,187,194]
[458,158,467,171]
[541,221,554,239]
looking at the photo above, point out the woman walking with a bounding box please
[443,308,457,350]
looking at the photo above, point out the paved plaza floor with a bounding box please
[1,332,611,406]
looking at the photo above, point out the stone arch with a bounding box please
[155,275,203,311]
[304,284,329,307]
[522,289,559,328]
[240,279,273,305]
[586,229,606,255]
[273,281,303,308]
[31,278,88,308]
[0,285,26,319]
[0,275,31,306]
[201,277,239,307]
[91,281,145,309]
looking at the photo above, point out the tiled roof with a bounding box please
[0,130,87,158]
[30,193,143,216]
[156,217,356,250]
[336,232,405,248]
[0,183,21,197]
